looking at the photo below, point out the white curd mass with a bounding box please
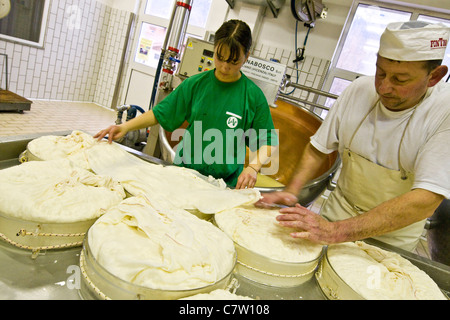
[87,196,236,290]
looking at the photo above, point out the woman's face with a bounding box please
[214,44,248,83]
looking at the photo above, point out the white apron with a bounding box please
[320,101,426,251]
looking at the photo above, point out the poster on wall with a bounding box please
[242,56,286,106]
[134,23,166,69]
[136,38,153,64]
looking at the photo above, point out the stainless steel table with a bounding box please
[1,133,448,300]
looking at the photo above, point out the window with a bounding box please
[135,0,213,70]
[335,4,411,77]
[418,15,450,76]
[145,0,211,28]
[145,0,173,19]
[0,0,50,47]
[321,0,450,118]
[188,0,213,29]
[323,77,352,114]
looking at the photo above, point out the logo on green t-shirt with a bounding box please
[226,111,241,129]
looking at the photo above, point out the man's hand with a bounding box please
[255,191,298,208]
[277,203,337,244]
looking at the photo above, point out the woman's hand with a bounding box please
[94,125,127,143]
[235,166,258,189]
[94,110,157,143]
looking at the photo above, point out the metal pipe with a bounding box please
[162,1,179,51]
[279,93,330,110]
[148,1,193,109]
[143,1,194,156]
[286,81,338,99]
[162,0,193,75]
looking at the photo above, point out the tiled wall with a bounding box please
[0,0,329,111]
[252,42,330,109]
[94,7,133,109]
[0,0,131,109]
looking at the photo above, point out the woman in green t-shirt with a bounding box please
[95,20,278,189]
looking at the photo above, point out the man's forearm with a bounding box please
[330,188,444,243]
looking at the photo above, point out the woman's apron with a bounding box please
[320,100,426,251]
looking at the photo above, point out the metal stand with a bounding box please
[143,0,193,156]
[0,53,32,113]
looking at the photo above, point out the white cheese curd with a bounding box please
[0,159,126,223]
[215,206,323,263]
[327,241,446,300]
[26,130,99,169]
[85,143,261,214]
[87,196,236,290]
[25,131,262,215]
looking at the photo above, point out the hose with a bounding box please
[286,22,312,95]
[126,105,146,121]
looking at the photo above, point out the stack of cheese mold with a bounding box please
[214,206,324,287]
[316,241,447,300]
[0,159,126,254]
[80,196,237,300]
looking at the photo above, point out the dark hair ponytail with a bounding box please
[214,20,252,63]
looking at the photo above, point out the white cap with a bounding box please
[379,21,450,61]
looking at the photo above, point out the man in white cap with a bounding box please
[258,21,450,251]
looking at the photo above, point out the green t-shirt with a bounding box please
[153,69,278,187]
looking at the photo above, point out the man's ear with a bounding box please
[428,65,448,87]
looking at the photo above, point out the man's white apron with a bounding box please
[320,101,426,251]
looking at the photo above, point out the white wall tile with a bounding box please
[253,42,331,112]
[0,0,132,106]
